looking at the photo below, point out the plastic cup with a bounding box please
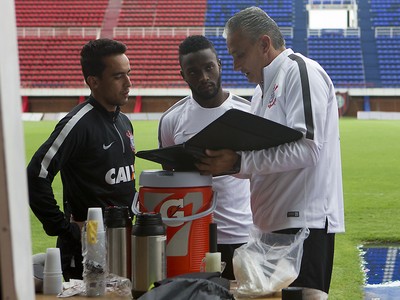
[200,254,226,273]
[43,248,62,274]
[43,272,63,295]
[43,248,63,295]
[87,207,104,231]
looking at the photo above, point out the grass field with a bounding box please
[24,117,400,299]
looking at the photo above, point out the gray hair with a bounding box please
[223,6,285,49]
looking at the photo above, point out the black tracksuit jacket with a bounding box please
[27,96,136,278]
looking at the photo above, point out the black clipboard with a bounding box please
[136,109,303,170]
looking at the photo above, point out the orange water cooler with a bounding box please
[133,170,216,277]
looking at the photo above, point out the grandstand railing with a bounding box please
[375,27,400,38]
[308,28,360,37]
[17,27,101,38]
[16,26,295,39]
[114,27,293,38]
[308,0,356,4]
[307,0,356,10]
[114,27,207,38]
[306,0,357,9]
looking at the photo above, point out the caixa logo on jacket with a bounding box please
[105,164,135,184]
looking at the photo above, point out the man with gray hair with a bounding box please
[196,7,345,299]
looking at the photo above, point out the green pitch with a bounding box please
[24,118,400,299]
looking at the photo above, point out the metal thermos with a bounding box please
[131,212,166,299]
[104,206,132,279]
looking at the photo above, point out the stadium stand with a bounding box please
[117,0,206,27]
[370,0,400,87]
[14,0,400,114]
[205,0,294,27]
[120,36,187,88]
[376,36,400,87]
[370,0,400,27]
[15,0,400,89]
[18,36,96,88]
[307,29,366,87]
[115,0,206,87]
[15,0,108,27]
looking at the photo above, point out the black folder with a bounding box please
[136,109,303,171]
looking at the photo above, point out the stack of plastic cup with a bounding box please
[43,247,63,295]
[83,207,106,297]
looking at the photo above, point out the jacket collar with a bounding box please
[261,48,294,93]
[88,95,120,122]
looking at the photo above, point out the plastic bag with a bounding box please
[57,275,132,298]
[81,221,107,296]
[233,226,310,297]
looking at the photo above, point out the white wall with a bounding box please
[308,4,358,29]
[0,0,35,299]
[309,9,348,29]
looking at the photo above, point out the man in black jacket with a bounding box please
[27,39,136,280]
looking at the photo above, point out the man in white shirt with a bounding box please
[196,7,345,299]
[158,35,253,279]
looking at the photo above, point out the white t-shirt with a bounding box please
[240,49,345,234]
[159,93,253,244]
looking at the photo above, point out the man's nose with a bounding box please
[233,59,241,71]
[125,75,132,86]
[199,71,209,81]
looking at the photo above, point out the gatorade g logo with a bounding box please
[143,191,207,257]
[160,198,185,227]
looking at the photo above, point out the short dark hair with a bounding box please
[80,38,127,83]
[178,35,218,65]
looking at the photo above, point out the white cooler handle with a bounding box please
[131,191,217,222]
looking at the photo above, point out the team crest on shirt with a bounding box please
[126,130,135,152]
[268,84,278,108]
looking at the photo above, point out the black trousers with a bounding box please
[275,225,335,294]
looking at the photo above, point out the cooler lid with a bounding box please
[139,170,212,187]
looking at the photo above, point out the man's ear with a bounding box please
[260,35,271,53]
[180,69,185,80]
[86,76,98,90]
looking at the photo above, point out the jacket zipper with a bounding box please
[113,123,125,153]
